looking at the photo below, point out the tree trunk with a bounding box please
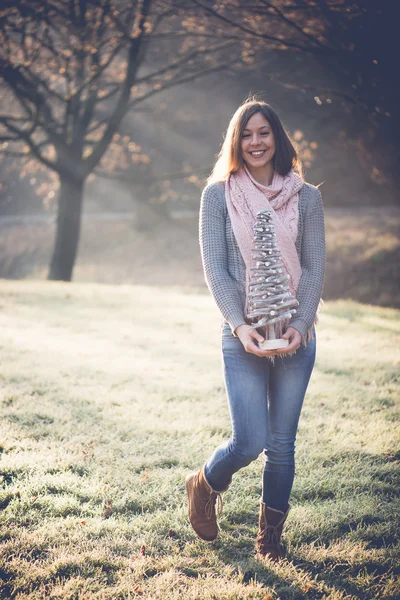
[48,175,84,281]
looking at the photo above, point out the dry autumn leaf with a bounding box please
[132,584,143,595]
[103,501,112,518]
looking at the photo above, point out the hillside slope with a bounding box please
[1,205,399,307]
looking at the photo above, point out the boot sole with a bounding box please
[185,474,218,543]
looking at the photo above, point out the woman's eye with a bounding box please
[241,131,270,138]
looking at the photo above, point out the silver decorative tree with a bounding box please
[246,209,299,350]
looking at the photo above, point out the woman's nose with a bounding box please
[250,133,260,145]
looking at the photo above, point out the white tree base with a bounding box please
[259,338,288,350]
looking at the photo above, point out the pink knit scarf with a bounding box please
[225,167,303,311]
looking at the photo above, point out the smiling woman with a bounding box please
[185,98,326,562]
[210,100,302,186]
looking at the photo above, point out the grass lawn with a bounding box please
[0,280,399,599]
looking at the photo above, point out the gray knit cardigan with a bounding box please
[199,180,326,338]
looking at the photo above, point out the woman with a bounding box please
[185,99,326,561]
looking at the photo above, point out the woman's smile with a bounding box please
[249,150,267,157]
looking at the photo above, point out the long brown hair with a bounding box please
[208,98,302,183]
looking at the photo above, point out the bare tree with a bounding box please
[0,0,236,280]
[1,0,396,280]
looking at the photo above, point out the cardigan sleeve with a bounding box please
[199,183,247,333]
[290,188,326,337]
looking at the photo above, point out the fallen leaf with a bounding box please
[80,521,86,526]
[383,453,400,463]
[301,585,313,593]
[132,584,143,594]
[140,545,146,555]
[103,502,112,518]
[168,529,176,537]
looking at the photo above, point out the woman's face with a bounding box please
[240,112,275,171]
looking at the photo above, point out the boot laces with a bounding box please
[204,491,223,520]
[257,524,279,551]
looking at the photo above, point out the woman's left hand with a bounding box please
[276,327,301,355]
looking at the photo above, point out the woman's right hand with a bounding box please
[235,324,278,358]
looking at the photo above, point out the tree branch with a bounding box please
[0,117,61,173]
[85,0,153,173]
[190,0,334,55]
[257,0,330,50]
[135,40,235,84]
[129,63,230,108]
[1,64,58,127]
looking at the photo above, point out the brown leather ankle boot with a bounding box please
[185,467,226,542]
[256,502,290,561]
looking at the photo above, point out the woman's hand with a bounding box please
[235,324,278,358]
[235,324,302,358]
[276,327,301,355]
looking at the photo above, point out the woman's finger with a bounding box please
[245,338,274,357]
[249,328,264,343]
[245,339,263,354]
[277,337,300,354]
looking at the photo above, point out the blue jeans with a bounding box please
[204,322,316,511]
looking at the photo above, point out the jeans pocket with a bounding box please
[221,324,243,354]
[221,322,234,338]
